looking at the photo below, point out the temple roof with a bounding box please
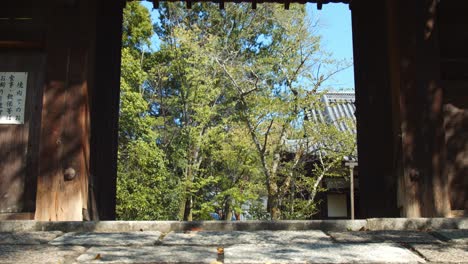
[307,92,356,133]
[285,92,357,156]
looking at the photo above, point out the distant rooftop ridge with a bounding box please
[286,91,356,154]
[322,91,355,101]
[309,91,356,131]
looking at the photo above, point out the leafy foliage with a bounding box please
[117,140,180,220]
[117,2,180,220]
[117,2,355,220]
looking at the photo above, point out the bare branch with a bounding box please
[262,118,275,153]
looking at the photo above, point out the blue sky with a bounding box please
[141,2,354,90]
[308,3,354,90]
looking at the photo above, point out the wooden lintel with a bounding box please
[0,41,44,49]
[152,0,159,9]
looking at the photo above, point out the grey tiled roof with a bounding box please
[307,92,356,133]
[285,92,357,157]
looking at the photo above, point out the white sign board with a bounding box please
[0,72,28,124]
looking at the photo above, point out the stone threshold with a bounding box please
[0,218,466,233]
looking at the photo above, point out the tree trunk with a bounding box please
[268,152,281,219]
[183,196,192,221]
[224,195,232,221]
[267,126,287,220]
[181,128,206,221]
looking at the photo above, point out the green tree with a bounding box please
[149,2,284,220]
[117,2,179,220]
[209,3,352,219]
[119,1,353,220]
[281,114,357,219]
[148,24,228,220]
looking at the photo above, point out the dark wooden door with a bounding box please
[0,52,45,215]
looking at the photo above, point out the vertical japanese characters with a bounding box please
[0,72,27,124]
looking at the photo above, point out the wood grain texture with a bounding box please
[88,0,125,220]
[0,212,34,220]
[397,0,450,217]
[351,0,399,217]
[443,104,468,211]
[0,53,45,214]
[34,2,92,221]
[35,56,90,221]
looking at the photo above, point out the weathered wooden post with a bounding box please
[396,0,451,217]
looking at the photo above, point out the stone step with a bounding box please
[0,230,466,263]
[76,243,426,264]
[0,218,466,233]
[162,230,332,246]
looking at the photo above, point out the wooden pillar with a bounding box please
[88,0,125,220]
[438,1,468,214]
[397,0,451,217]
[35,1,92,221]
[33,0,123,221]
[350,0,399,217]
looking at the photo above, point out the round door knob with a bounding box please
[64,167,77,181]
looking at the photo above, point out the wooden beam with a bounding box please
[351,0,399,217]
[136,0,350,3]
[0,213,34,220]
[0,41,43,49]
[35,2,91,221]
[88,0,125,220]
[152,0,159,9]
[443,103,468,212]
[397,0,451,217]
[0,53,45,215]
[317,0,322,10]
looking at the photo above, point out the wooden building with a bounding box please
[306,92,358,219]
[286,92,358,219]
[0,0,466,221]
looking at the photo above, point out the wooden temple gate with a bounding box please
[1,0,122,220]
[0,0,466,221]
